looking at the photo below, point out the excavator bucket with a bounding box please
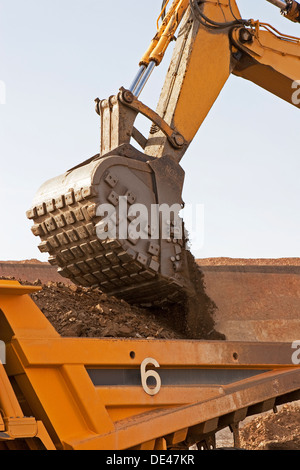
[27,89,195,307]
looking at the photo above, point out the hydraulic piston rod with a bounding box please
[266,0,300,22]
[133,61,156,97]
[128,0,189,97]
[129,65,147,94]
[129,62,156,97]
[266,0,288,9]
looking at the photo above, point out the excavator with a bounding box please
[27,0,300,310]
[0,0,300,451]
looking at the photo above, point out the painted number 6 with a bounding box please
[140,358,161,396]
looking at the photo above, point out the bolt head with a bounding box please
[239,28,253,44]
[122,90,134,103]
[173,133,185,147]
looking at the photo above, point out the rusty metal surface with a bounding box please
[0,262,66,285]
[199,266,300,342]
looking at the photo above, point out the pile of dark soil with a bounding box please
[240,404,300,450]
[30,281,185,339]
[1,253,223,340]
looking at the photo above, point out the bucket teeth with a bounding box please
[27,156,193,306]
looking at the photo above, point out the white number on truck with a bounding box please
[140,358,161,396]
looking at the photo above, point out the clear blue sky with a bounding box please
[0,0,299,261]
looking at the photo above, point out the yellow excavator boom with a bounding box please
[145,0,300,161]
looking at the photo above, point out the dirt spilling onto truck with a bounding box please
[1,253,222,340]
[31,267,222,340]
[29,281,185,339]
[183,251,223,339]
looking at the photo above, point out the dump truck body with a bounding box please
[0,280,300,450]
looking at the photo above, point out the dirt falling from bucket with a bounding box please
[146,251,225,340]
[182,251,225,340]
